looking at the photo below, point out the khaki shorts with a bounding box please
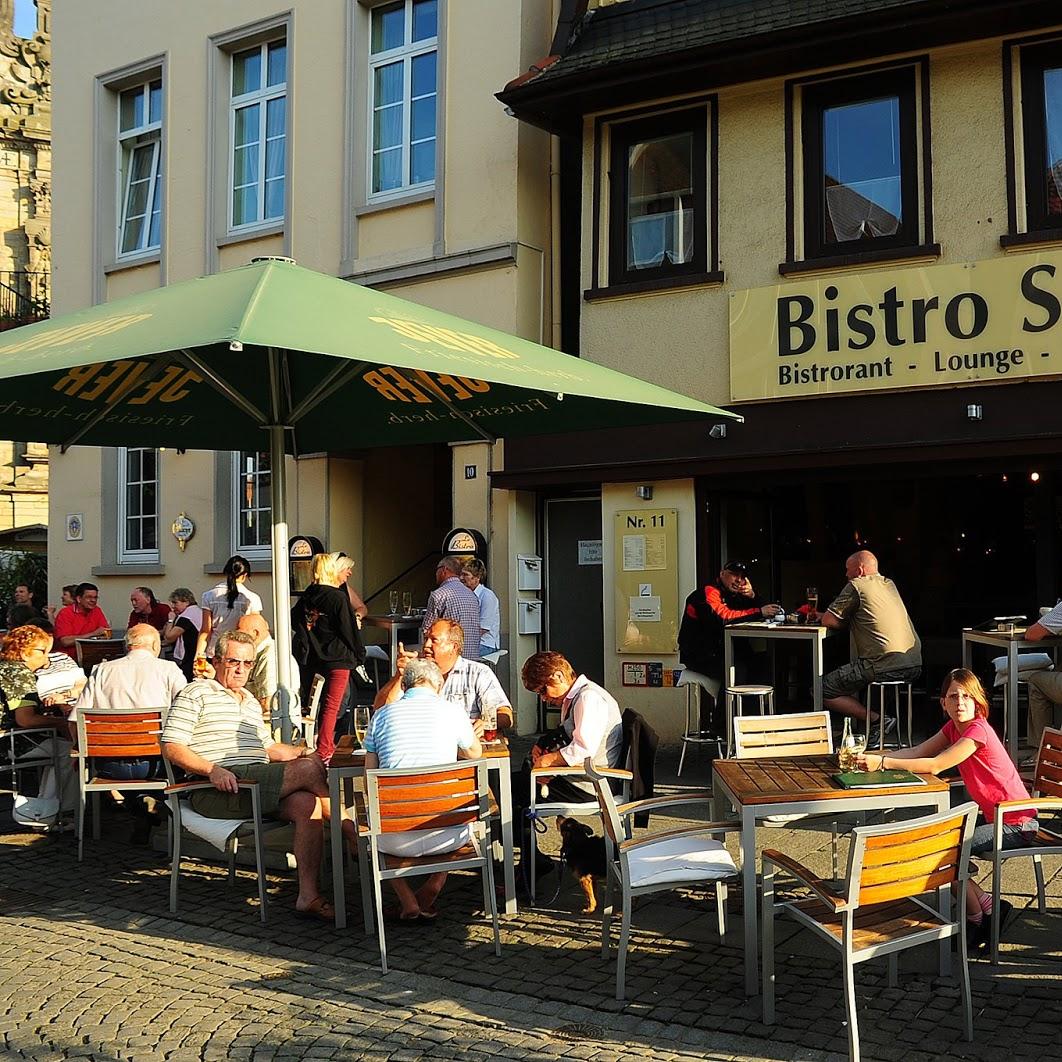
[188,760,287,819]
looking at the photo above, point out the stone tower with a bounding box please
[0,0,49,548]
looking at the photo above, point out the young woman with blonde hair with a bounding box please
[291,551,365,764]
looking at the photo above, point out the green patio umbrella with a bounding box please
[0,257,740,731]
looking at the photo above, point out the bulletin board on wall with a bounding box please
[613,508,679,654]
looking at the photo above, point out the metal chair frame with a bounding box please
[763,802,978,1062]
[991,725,1062,962]
[0,723,61,801]
[528,755,632,902]
[163,758,282,923]
[585,758,739,1000]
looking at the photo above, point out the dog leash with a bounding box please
[519,808,566,906]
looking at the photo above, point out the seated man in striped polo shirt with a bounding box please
[161,629,349,923]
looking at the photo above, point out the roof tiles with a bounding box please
[531,0,934,85]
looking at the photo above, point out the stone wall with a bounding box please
[0,0,49,543]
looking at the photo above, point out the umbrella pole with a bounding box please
[269,422,295,743]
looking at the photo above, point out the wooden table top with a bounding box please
[713,755,948,806]
[727,622,827,633]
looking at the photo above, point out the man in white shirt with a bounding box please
[374,618,512,730]
[460,559,501,657]
[72,624,187,724]
[1022,601,1062,748]
[72,623,188,840]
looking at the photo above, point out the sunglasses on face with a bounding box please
[220,657,253,669]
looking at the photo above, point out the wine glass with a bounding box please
[388,589,399,615]
[402,591,412,616]
[354,705,371,747]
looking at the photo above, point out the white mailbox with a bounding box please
[516,553,542,591]
[517,599,543,635]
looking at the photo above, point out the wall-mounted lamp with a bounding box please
[966,403,982,421]
[709,423,727,439]
[635,485,653,501]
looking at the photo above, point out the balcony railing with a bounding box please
[0,271,49,328]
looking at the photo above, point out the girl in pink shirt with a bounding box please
[858,667,1035,949]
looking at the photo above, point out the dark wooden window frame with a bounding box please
[784,59,934,272]
[1002,36,1062,246]
[587,99,720,299]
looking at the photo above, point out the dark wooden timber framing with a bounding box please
[493,379,1062,490]
[785,58,930,269]
[1003,38,1018,236]
[498,1,1062,136]
[589,95,716,294]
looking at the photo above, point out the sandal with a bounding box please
[383,905,425,925]
[293,896,336,923]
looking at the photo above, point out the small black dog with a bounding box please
[556,816,607,912]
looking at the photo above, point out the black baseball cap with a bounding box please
[722,560,749,574]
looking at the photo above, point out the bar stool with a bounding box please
[676,669,723,775]
[864,679,913,750]
[724,667,775,758]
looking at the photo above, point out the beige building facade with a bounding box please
[49,0,552,723]
[500,0,1062,739]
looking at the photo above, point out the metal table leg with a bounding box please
[741,803,758,997]
[329,770,346,930]
[812,630,824,712]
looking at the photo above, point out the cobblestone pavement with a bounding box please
[2,749,1061,1061]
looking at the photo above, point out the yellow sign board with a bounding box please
[613,509,679,654]
[729,250,1062,402]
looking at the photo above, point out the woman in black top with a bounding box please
[292,552,365,764]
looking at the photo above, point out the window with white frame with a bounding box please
[369,0,438,197]
[117,79,163,257]
[233,450,272,556]
[117,447,159,562]
[230,39,287,229]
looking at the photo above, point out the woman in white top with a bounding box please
[162,587,204,681]
[195,555,263,662]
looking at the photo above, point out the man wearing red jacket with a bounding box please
[678,561,781,731]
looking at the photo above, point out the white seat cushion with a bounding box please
[627,836,737,888]
[178,802,245,852]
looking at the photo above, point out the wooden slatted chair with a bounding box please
[762,802,979,1062]
[74,638,126,675]
[991,724,1062,962]
[586,758,739,1000]
[365,760,499,973]
[74,707,169,861]
[734,711,851,878]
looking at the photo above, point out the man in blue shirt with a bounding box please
[363,657,483,922]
